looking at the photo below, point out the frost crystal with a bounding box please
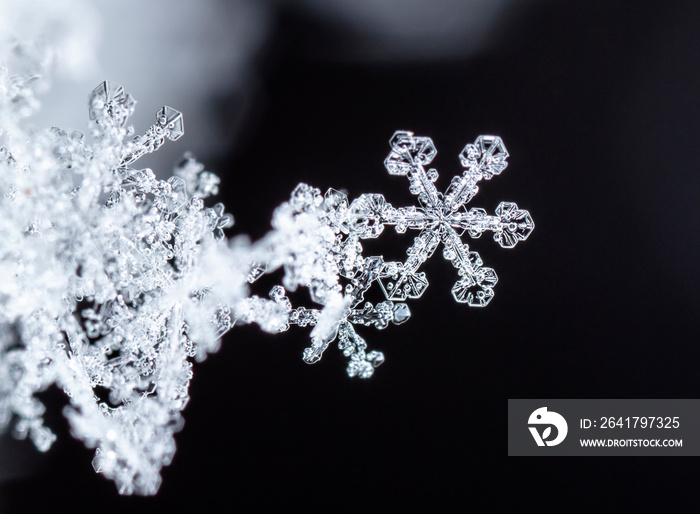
[0,73,533,493]
[374,131,534,306]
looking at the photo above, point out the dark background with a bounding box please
[2,0,700,511]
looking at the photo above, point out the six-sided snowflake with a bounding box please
[348,131,534,307]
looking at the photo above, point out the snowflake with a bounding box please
[350,130,534,307]
[0,73,533,494]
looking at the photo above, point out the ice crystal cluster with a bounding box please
[0,60,533,497]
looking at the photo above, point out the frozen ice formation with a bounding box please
[0,73,533,494]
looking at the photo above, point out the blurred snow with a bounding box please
[34,0,274,171]
[296,0,515,61]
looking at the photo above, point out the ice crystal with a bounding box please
[0,63,532,495]
[373,131,534,306]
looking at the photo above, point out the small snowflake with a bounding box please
[349,131,534,306]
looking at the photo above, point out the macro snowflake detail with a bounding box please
[0,75,534,494]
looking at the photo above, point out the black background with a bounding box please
[2,0,700,511]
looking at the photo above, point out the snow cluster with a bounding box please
[0,24,532,495]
